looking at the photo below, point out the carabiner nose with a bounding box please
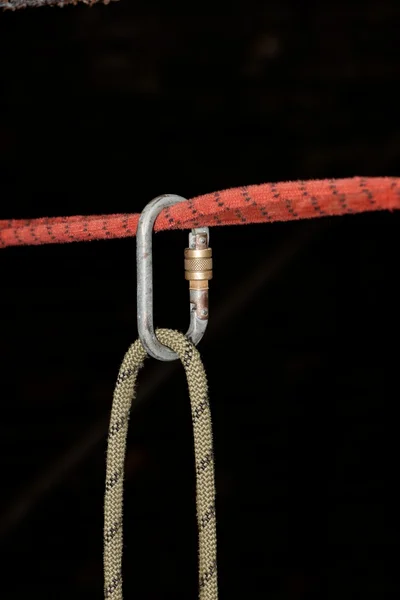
[136,194,212,361]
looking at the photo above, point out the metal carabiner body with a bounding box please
[136,194,212,361]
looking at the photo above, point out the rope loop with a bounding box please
[104,329,218,600]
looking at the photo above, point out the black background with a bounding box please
[0,2,398,598]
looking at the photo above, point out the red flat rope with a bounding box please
[1,177,399,249]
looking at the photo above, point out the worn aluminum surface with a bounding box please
[136,194,210,361]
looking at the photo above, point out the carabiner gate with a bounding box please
[136,194,212,361]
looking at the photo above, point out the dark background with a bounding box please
[0,1,398,598]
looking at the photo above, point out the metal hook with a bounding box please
[137,194,212,361]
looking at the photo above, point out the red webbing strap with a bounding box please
[1,177,399,249]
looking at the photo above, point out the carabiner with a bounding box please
[136,194,212,361]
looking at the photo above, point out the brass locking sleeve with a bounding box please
[184,247,213,286]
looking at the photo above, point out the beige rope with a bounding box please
[104,328,218,600]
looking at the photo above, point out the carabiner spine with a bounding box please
[136,195,211,362]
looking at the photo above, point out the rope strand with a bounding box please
[104,329,218,600]
[2,177,399,249]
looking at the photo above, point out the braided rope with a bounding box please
[0,0,106,9]
[104,329,218,600]
[2,177,399,249]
